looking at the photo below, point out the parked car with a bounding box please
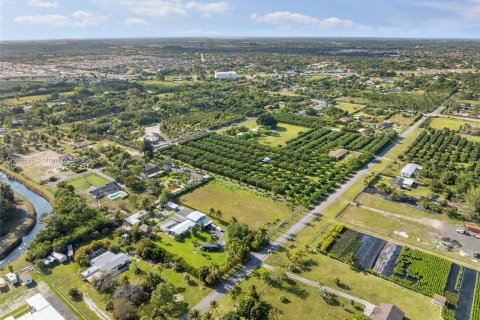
[473,252,480,258]
[457,228,467,235]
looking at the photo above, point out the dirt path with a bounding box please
[83,293,111,320]
[359,204,446,231]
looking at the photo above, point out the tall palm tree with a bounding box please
[209,300,219,319]
[202,311,213,320]
[229,286,241,307]
[189,309,201,320]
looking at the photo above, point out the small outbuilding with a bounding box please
[372,303,405,320]
[329,148,349,160]
[19,272,33,286]
[200,243,222,252]
[401,163,422,178]
[432,294,447,307]
[6,272,18,285]
[0,277,7,288]
[51,251,67,263]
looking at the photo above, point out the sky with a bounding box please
[1,0,480,40]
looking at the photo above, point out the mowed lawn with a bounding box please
[257,123,309,146]
[267,252,442,320]
[68,173,110,191]
[180,180,292,228]
[217,271,363,319]
[2,91,75,105]
[335,102,365,114]
[429,117,480,130]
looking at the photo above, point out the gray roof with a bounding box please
[90,251,129,271]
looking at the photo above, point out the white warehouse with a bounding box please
[214,71,238,80]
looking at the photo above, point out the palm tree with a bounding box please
[202,311,213,320]
[118,274,130,285]
[229,286,241,307]
[209,300,219,319]
[189,309,201,320]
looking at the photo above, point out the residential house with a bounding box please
[143,164,164,178]
[339,117,352,123]
[12,294,66,320]
[400,163,422,178]
[392,177,416,189]
[160,210,211,237]
[80,251,129,282]
[51,252,67,263]
[125,210,149,226]
[378,120,393,129]
[0,277,7,288]
[138,224,152,234]
[88,182,122,199]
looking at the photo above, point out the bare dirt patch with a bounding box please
[16,150,75,184]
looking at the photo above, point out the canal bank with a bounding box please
[0,171,53,267]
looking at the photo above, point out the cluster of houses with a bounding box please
[43,251,68,266]
[1,272,32,287]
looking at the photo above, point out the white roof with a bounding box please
[403,178,415,186]
[26,294,50,311]
[186,211,206,222]
[169,220,195,235]
[401,163,421,175]
[125,210,148,225]
[6,272,17,281]
[166,202,179,209]
[51,252,66,259]
[22,294,65,320]
[0,277,6,285]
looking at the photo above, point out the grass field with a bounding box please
[335,102,365,114]
[2,91,75,105]
[461,134,480,143]
[68,173,110,191]
[388,113,415,128]
[217,270,363,319]
[429,117,480,130]
[138,80,191,89]
[257,123,309,146]
[266,252,441,320]
[155,231,227,268]
[180,180,292,228]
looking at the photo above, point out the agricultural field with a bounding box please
[180,179,292,228]
[471,277,480,320]
[257,123,309,146]
[391,247,451,296]
[403,128,480,176]
[166,128,395,206]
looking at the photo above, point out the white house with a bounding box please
[80,251,129,282]
[6,273,18,285]
[166,202,180,211]
[186,211,211,226]
[214,71,238,80]
[401,163,422,178]
[0,277,7,288]
[125,210,149,226]
[51,252,67,263]
[43,255,56,266]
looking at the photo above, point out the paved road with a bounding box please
[183,104,446,318]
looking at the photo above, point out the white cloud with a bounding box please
[125,17,151,26]
[118,0,231,17]
[14,10,108,27]
[250,11,366,30]
[27,0,59,8]
[417,0,480,27]
[185,1,231,17]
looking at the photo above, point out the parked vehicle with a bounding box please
[473,252,480,258]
